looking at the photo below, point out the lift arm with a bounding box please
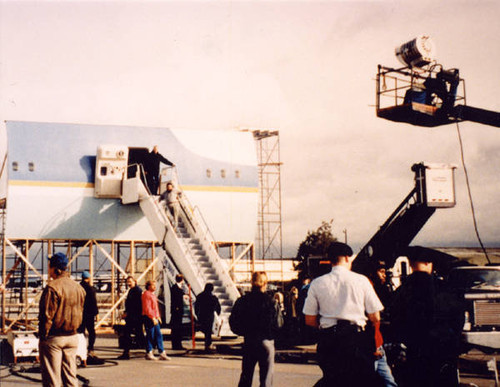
[453,105,500,128]
[352,163,456,275]
[352,188,435,275]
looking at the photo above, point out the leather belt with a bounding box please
[320,319,365,334]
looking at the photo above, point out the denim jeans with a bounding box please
[145,323,164,353]
[375,346,398,387]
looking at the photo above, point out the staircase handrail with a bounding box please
[168,181,239,300]
[157,167,240,313]
[180,198,240,301]
[162,167,217,242]
[124,165,208,288]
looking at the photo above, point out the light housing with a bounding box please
[395,35,436,68]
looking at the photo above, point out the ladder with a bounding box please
[122,165,239,336]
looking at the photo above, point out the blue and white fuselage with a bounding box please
[1,121,258,242]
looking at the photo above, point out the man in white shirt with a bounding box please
[303,242,384,386]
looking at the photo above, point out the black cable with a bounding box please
[455,121,491,264]
[10,369,42,383]
[77,373,91,386]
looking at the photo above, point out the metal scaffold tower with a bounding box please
[252,130,283,261]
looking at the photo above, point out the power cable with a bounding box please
[455,121,491,264]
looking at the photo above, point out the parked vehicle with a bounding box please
[447,265,500,352]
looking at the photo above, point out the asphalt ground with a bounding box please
[0,334,322,387]
[1,333,499,386]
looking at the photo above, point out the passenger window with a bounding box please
[12,162,18,171]
[100,166,108,176]
[206,169,212,178]
[235,170,240,178]
[221,169,226,178]
[28,162,35,172]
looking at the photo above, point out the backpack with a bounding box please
[229,297,248,336]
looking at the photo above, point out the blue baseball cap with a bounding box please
[82,271,91,279]
[49,252,69,270]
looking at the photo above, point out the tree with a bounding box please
[295,220,338,281]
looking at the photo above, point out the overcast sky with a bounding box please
[1,0,499,257]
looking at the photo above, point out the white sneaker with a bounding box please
[158,352,171,361]
[145,352,157,361]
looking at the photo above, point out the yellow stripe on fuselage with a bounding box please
[9,181,94,188]
[9,180,258,193]
[182,185,258,193]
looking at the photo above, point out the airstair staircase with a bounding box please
[121,165,240,336]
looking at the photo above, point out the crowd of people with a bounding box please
[36,252,221,386]
[226,242,464,387]
[37,240,464,387]
[298,242,463,387]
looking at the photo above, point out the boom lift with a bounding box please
[372,37,500,352]
[352,162,457,276]
[376,35,500,128]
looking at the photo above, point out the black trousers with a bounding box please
[78,315,96,351]
[146,174,159,195]
[315,324,380,387]
[171,312,183,349]
[398,346,459,387]
[123,318,145,353]
[200,320,214,350]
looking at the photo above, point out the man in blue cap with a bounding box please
[39,252,85,387]
[78,270,99,357]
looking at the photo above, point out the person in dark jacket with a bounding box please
[145,145,174,195]
[389,246,464,387]
[78,271,99,356]
[170,274,186,350]
[195,283,221,352]
[230,271,278,387]
[118,276,145,360]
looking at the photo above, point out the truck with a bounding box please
[447,265,500,351]
[352,162,500,352]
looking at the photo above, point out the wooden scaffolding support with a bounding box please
[0,237,159,334]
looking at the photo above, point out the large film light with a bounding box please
[395,35,436,68]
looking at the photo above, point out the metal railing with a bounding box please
[376,64,466,112]
[161,168,239,300]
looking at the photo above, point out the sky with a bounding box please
[1,0,499,257]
